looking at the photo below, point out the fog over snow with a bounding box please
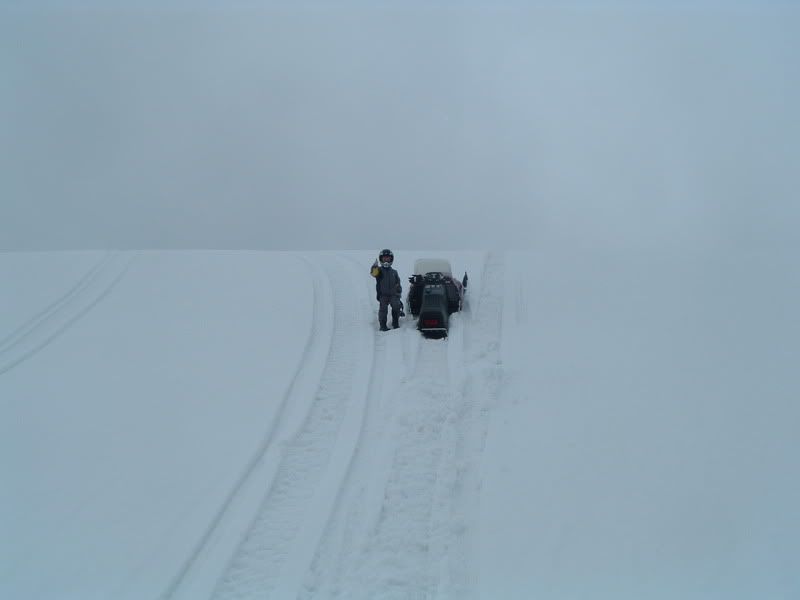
[2,1,799,252]
[2,2,800,600]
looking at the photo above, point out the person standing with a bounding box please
[370,249,402,331]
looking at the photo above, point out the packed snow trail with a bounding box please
[204,251,504,599]
[302,251,505,600]
[210,255,376,600]
[163,255,337,600]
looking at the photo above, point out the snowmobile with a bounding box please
[407,258,468,338]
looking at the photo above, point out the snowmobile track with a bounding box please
[347,251,504,600]
[162,254,336,600]
[278,252,508,600]
[296,255,405,599]
[0,253,111,352]
[0,252,134,377]
[210,254,376,600]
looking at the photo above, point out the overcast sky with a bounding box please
[2,2,798,251]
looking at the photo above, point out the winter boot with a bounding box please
[391,318,400,329]
[379,322,389,332]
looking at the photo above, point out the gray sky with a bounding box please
[2,2,798,251]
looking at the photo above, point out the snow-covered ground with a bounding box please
[2,249,798,599]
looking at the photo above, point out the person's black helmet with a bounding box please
[379,249,394,263]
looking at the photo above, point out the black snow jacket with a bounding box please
[371,262,402,299]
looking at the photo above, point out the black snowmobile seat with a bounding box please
[418,284,449,337]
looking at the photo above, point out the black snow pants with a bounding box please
[378,294,402,327]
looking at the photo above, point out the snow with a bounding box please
[2,249,799,599]
[483,248,800,599]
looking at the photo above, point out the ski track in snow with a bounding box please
[0,251,135,377]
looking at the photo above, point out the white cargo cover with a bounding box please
[413,258,452,276]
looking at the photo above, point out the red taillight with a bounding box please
[423,319,439,327]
